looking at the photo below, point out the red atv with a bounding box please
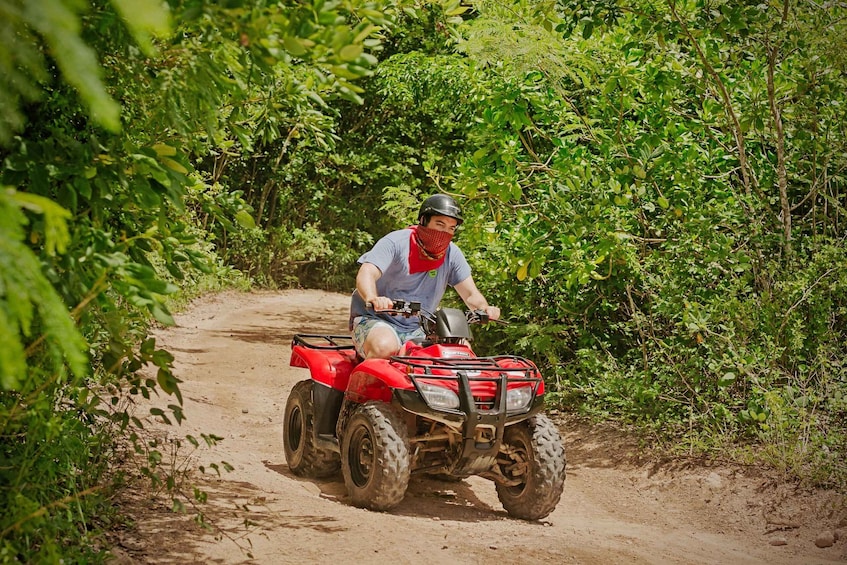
[283,300,566,520]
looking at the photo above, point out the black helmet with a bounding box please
[418,194,463,225]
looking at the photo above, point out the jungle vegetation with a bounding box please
[1,0,846,560]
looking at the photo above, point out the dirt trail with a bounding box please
[112,290,847,564]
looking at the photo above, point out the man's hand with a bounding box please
[483,305,501,321]
[367,296,395,311]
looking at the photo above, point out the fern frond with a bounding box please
[0,188,88,390]
[0,304,27,390]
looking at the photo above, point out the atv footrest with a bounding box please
[315,433,340,453]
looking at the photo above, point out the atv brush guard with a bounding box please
[390,354,544,417]
[390,354,545,466]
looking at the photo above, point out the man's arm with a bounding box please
[454,277,500,321]
[356,262,394,310]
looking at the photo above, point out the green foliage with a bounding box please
[0,0,171,144]
[1,0,466,559]
[0,0,384,560]
[450,0,847,487]
[0,189,107,562]
[3,0,847,558]
[0,384,114,562]
[0,188,88,390]
[216,18,484,287]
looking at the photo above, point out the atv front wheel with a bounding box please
[283,380,340,478]
[495,414,566,520]
[341,402,410,511]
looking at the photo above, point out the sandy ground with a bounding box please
[109,290,847,564]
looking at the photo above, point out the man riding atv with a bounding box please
[284,194,565,521]
[350,194,500,359]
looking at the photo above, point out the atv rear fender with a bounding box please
[289,334,357,390]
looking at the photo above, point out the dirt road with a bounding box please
[112,290,846,564]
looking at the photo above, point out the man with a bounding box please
[350,193,501,359]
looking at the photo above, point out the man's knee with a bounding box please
[364,328,401,359]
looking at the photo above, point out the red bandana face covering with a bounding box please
[408,225,453,274]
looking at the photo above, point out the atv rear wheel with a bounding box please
[495,414,566,520]
[283,380,340,478]
[341,402,410,511]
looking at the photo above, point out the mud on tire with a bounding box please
[495,414,566,520]
[283,380,340,478]
[341,402,410,511]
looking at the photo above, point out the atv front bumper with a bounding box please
[392,369,546,467]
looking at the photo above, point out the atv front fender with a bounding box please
[346,359,412,403]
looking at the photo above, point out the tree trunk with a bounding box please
[255,126,299,224]
[766,14,792,260]
[668,0,756,197]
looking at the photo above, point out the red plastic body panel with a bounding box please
[290,344,357,390]
[346,359,411,403]
[405,343,476,360]
[397,342,545,397]
[290,337,545,401]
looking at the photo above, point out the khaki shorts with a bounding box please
[351,316,426,358]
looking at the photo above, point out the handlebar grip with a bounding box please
[467,309,509,325]
[365,299,422,316]
[366,299,409,309]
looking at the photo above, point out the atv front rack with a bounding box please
[390,354,542,383]
[390,354,544,414]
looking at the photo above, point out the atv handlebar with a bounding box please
[466,309,509,326]
[368,300,507,326]
[365,299,422,317]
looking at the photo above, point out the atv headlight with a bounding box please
[506,386,533,411]
[418,382,460,410]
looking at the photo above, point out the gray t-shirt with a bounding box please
[350,228,472,332]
